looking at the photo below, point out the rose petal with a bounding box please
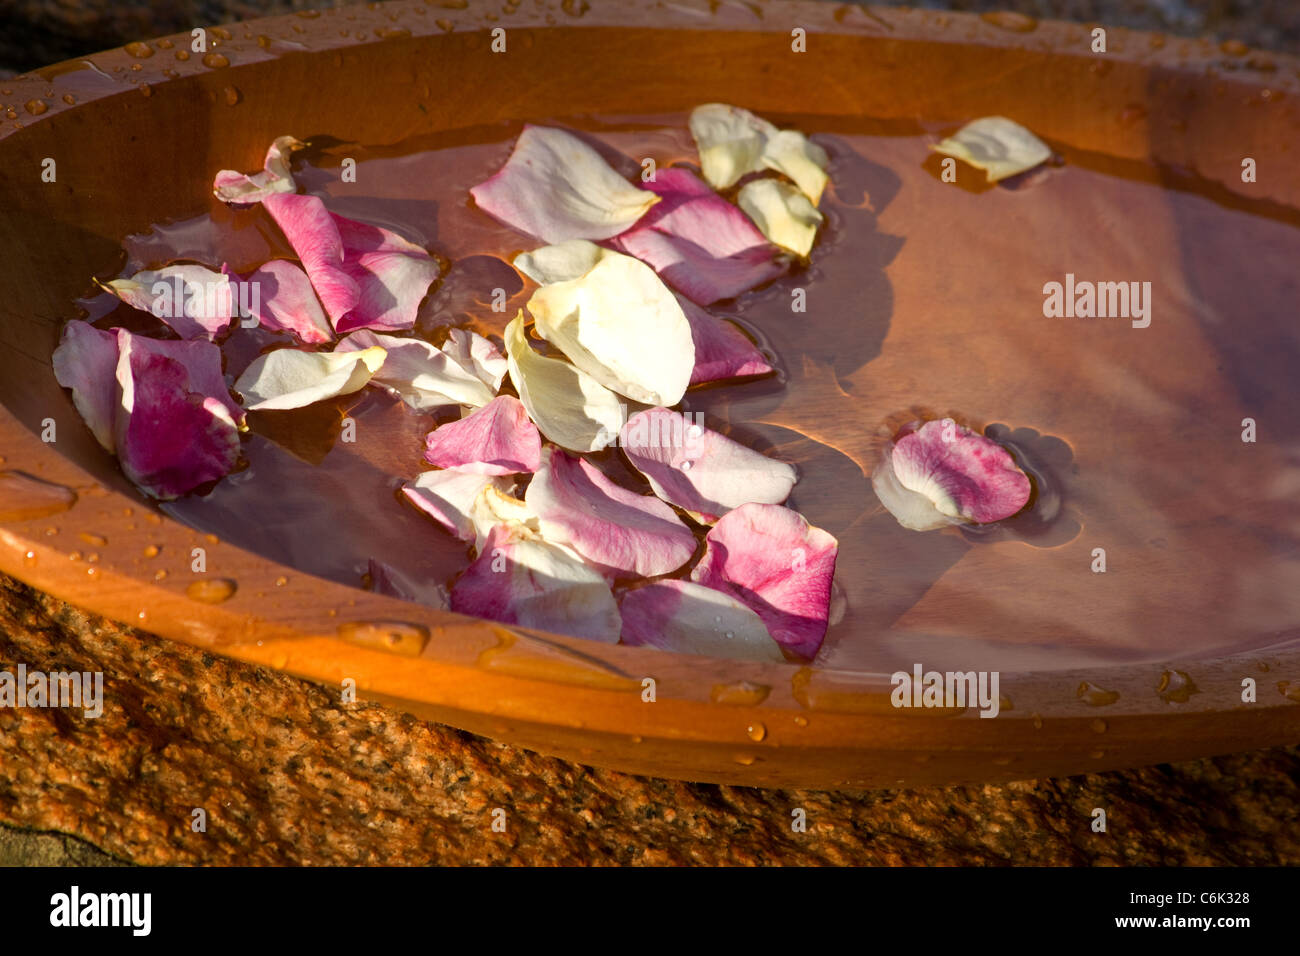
[52,321,120,452]
[608,166,786,304]
[402,468,512,541]
[442,328,507,393]
[120,331,244,427]
[689,104,830,203]
[262,193,360,326]
[212,135,305,205]
[233,345,386,410]
[678,296,773,385]
[513,239,611,286]
[224,259,334,344]
[619,580,784,662]
[467,484,539,553]
[334,248,440,334]
[737,179,823,258]
[113,334,241,500]
[525,446,697,579]
[879,418,1031,527]
[338,330,497,410]
[619,407,796,523]
[504,312,624,452]
[689,502,838,659]
[930,116,1051,183]
[100,264,233,340]
[423,395,541,475]
[527,252,694,406]
[451,522,622,643]
[470,125,659,243]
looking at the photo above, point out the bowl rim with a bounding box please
[1,0,1298,788]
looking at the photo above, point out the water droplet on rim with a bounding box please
[186,578,237,604]
[746,722,767,742]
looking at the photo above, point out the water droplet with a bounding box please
[174,50,190,61]
[257,35,272,48]
[746,722,766,742]
[376,27,412,39]
[86,566,98,577]
[146,513,162,525]
[62,93,76,105]
[202,53,230,69]
[157,38,173,49]
[732,753,757,766]
[143,544,160,558]
[78,532,108,547]
[630,735,643,744]
[223,85,242,106]
[4,109,16,120]
[0,472,77,521]
[980,10,1037,32]
[68,551,82,561]
[1090,718,1108,734]
[136,610,147,622]
[435,18,454,31]
[124,41,154,58]
[710,680,770,706]
[1156,669,1200,703]
[138,84,152,98]
[1089,748,1105,759]
[1279,681,1300,703]
[724,631,734,639]
[154,569,167,581]
[792,714,808,727]
[1220,39,1249,57]
[87,553,100,563]
[22,99,46,115]
[1031,712,1043,730]
[679,460,693,471]
[205,533,219,545]
[210,26,232,41]
[22,550,36,567]
[129,63,143,72]
[275,575,288,587]
[43,526,58,536]
[1076,681,1120,706]
[562,0,590,16]
[1258,661,1270,672]
[121,508,133,517]
[336,620,430,657]
[186,578,237,603]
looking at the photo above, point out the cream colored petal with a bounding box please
[737,179,823,258]
[338,330,496,410]
[513,239,612,286]
[930,116,1051,183]
[761,129,831,205]
[468,484,538,553]
[688,103,776,191]
[234,345,386,410]
[504,313,625,453]
[527,252,694,406]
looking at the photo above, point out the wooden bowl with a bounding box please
[1,0,1297,788]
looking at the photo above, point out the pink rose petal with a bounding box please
[52,321,120,452]
[608,167,786,305]
[262,193,359,326]
[212,135,304,205]
[334,248,440,334]
[223,260,333,344]
[402,469,512,541]
[100,264,233,341]
[113,335,241,500]
[619,407,796,523]
[423,395,541,475]
[690,502,838,659]
[120,331,244,427]
[619,579,784,662]
[451,522,622,643]
[886,418,1031,526]
[678,296,773,385]
[525,446,697,579]
[470,125,658,243]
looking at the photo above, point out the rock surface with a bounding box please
[2,571,1298,865]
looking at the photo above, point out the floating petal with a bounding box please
[525,446,696,579]
[233,345,386,411]
[262,193,359,326]
[212,135,304,205]
[467,484,538,553]
[470,125,658,243]
[423,395,541,475]
[451,522,622,643]
[689,104,829,203]
[338,329,497,410]
[504,312,624,452]
[225,259,333,344]
[877,418,1031,528]
[690,502,838,659]
[620,407,796,523]
[608,167,786,304]
[678,296,773,385]
[737,179,823,258]
[619,580,784,662]
[527,252,694,406]
[402,469,511,541]
[441,327,507,394]
[513,239,610,286]
[100,264,233,341]
[113,334,240,500]
[52,321,120,452]
[930,116,1051,183]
